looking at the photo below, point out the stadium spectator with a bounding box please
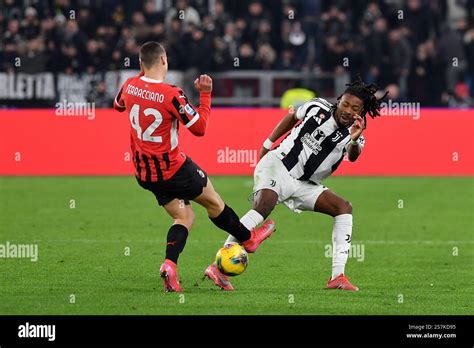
[183,26,213,72]
[222,22,239,58]
[165,0,201,29]
[212,37,233,71]
[401,0,431,48]
[143,0,164,25]
[4,19,23,48]
[210,0,231,36]
[19,37,48,73]
[83,39,105,74]
[21,7,40,39]
[76,8,95,38]
[438,20,468,96]
[408,41,439,105]
[275,48,297,71]
[245,1,270,40]
[256,43,276,70]
[363,17,389,85]
[237,42,258,69]
[285,21,308,69]
[321,5,350,39]
[129,11,149,44]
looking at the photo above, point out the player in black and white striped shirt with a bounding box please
[204,77,387,291]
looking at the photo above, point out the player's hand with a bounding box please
[194,74,212,93]
[259,146,269,159]
[350,114,365,141]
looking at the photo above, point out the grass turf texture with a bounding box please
[0,176,472,315]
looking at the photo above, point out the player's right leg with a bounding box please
[223,188,278,246]
[193,179,276,253]
[159,199,196,292]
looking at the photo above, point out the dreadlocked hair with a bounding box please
[335,75,389,126]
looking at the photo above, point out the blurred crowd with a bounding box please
[1,0,474,106]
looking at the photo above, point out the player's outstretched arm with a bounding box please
[189,74,212,136]
[259,109,298,159]
[170,75,212,137]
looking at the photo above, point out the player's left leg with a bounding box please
[313,190,359,291]
[159,199,196,292]
[162,199,195,264]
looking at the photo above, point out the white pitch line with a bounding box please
[23,239,474,244]
[276,240,474,245]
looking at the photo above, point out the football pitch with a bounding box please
[0,176,472,315]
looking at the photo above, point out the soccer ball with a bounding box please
[215,243,248,276]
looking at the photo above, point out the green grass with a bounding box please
[0,176,472,315]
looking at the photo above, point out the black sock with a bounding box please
[165,224,189,264]
[210,205,251,242]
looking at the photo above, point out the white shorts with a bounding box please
[252,151,328,213]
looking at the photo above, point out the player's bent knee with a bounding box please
[337,201,353,215]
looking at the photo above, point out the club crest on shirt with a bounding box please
[331,131,344,142]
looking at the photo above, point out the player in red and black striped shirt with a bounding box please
[114,42,275,292]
